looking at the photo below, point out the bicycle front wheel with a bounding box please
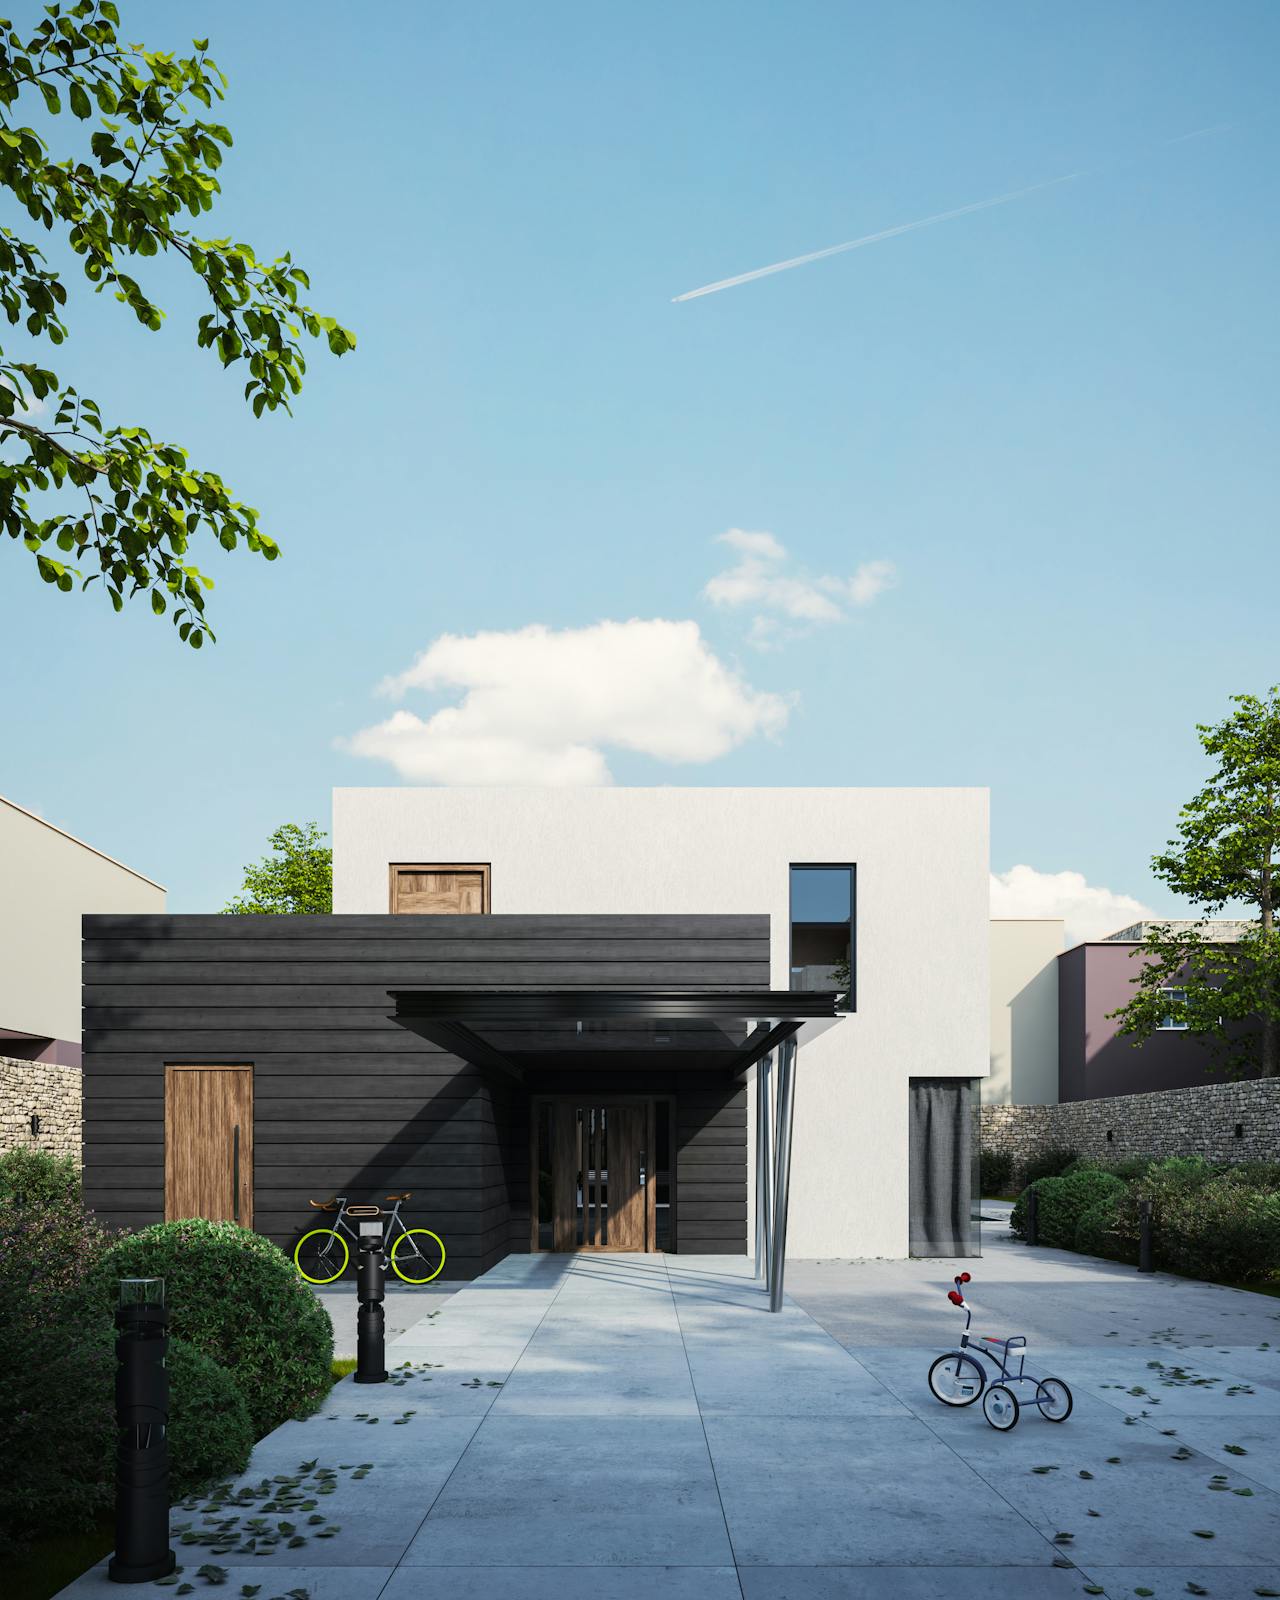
[390,1228,446,1284]
[295,1228,349,1284]
[928,1352,986,1407]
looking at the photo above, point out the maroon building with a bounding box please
[1058,924,1260,1101]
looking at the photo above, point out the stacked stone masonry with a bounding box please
[982,1077,1280,1178]
[0,1055,82,1162]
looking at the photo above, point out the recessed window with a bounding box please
[390,864,490,915]
[789,864,855,1010]
[1157,987,1189,1030]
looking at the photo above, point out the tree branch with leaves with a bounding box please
[222,821,331,915]
[1111,687,1280,1079]
[0,1,355,645]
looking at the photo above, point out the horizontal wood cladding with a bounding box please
[83,912,764,1272]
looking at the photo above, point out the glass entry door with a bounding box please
[534,1099,660,1251]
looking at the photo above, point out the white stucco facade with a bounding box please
[333,786,989,1259]
[987,919,1063,1106]
[0,793,165,1050]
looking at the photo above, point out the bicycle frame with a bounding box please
[316,1197,415,1263]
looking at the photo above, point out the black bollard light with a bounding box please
[109,1278,176,1584]
[1138,1199,1154,1273]
[1026,1186,1039,1247]
[355,1221,388,1384]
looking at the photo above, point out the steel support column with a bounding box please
[768,1032,797,1312]
[754,1046,774,1281]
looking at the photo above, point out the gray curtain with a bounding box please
[909,1078,979,1258]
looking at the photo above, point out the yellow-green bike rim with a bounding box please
[391,1228,446,1284]
[294,1227,349,1284]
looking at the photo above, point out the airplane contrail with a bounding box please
[672,125,1231,303]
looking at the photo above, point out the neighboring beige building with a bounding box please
[987,918,1063,1105]
[1,793,164,1063]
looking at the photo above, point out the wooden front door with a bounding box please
[165,1066,253,1227]
[544,1100,657,1251]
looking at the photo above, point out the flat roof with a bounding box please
[389,988,842,1084]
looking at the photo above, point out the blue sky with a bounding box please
[3,2,1278,927]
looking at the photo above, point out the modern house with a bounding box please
[81,786,990,1282]
[1058,921,1259,1101]
[1,792,165,1066]
[1,794,163,1164]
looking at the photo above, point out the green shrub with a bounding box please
[0,1322,115,1558]
[0,1147,81,1210]
[1074,1192,1132,1262]
[167,1337,254,1497]
[979,1149,1014,1196]
[1011,1168,1126,1249]
[1020,1145,1080,1188]
[0,1176,117,1558]
[98,1219,332,1436]
[1222,1160,1280,1192]
[1108,1159,1280,1283]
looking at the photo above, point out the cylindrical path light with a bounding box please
[108,1277,175,1584]
[355,1220,388,1384]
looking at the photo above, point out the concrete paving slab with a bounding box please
[738,1567,1089,1599]
[1082,1567,1280,1599]
[705,1413,1054,1567]
[383,1567,746,1599]
[400,1414,734,1567]
[60,1565,395,1600]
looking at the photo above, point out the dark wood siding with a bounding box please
[82,914,766,1277]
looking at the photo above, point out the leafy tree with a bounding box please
[223,821,331,915]
[1111,688,1280,1078]
[0,2,355,646]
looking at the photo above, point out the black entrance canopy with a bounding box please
[388,986,845,1314]
[387,988,840,1085]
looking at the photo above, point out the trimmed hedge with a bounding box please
[1011,1168,1126,1249]
[0,1147,81,1210]
[1020,1145,1080,1187]
[1012,1154,1280,1286]
[167,1337,254,1497]
[98,1219,332,1435]
[979,1149,1015,1197]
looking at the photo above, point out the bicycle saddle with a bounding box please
[384,1191,411,1203]
[308,1197,339,1211]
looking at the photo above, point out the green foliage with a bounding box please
[979,1148,1014,1196]
[0,2,355,644]
[1074,1192,1131,1262]
[1020,1145,1080,1187]
[98,1218,333,1435]
[0,1144,81,1208]
[0,1159,116,1557]
[1011,1169,1127,1249]
[1110,688,1280,1078]
[167,1336,254,1496]
[222,819,332,914]
[1106,1156,1280,1282]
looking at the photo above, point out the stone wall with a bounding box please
[0,1054,82,1163]
[982,1078,1280,1178]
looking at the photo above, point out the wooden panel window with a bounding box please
[389,863,491,915]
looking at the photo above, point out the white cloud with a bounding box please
[343,618,791,786]
[990,864,1154,946]
[704,529,896,645]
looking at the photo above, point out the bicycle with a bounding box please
[293,1192,446,1285]
[927,1272,1073,1431]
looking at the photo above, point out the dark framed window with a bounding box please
[789,863,855,1011]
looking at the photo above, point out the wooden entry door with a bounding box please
[548,1100,657,1251]
[165,1066,253,1227]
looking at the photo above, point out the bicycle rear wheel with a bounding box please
[295,1228,349,1284]
[1035,1377,1073,1422]
[390,1228,446,1284]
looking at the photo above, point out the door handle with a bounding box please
[232,1123,241,1223]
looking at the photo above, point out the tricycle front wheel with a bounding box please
[928,1352,986,1407]
[982,1383,1020,1430]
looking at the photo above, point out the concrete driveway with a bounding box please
[59,1223,1280,1599]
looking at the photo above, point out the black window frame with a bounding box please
[788,862,857,1012]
